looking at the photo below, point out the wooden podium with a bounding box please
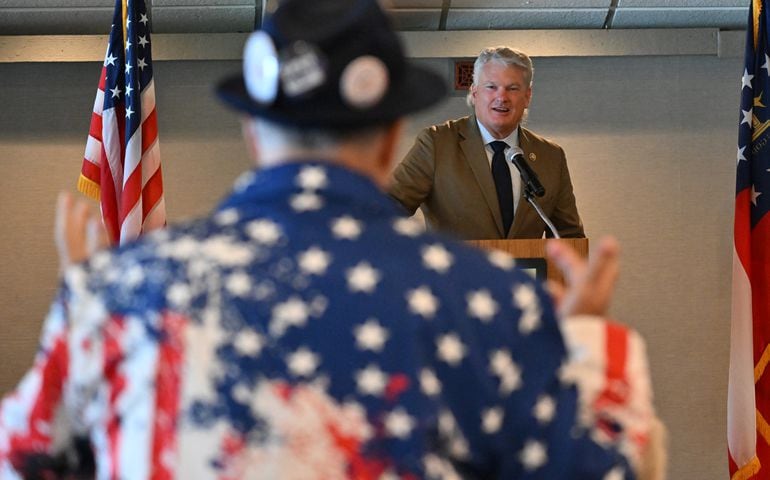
[467,238,589,285]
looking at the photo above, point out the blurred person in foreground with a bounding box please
[389,46,584,240]
[0,0,664,478]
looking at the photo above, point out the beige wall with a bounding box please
[0,53,741,478]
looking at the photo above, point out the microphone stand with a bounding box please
[522,185,561,239]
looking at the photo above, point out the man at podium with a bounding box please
[389,46,585,240]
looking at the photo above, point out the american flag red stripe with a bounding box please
[78,0,166,245]
[728,1,770,478]
[150,312,187,480]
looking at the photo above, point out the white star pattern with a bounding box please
[354,319,389,352]
[466,289,498,322]
[519,309,541,335]
[438,409,457,436]
[449,437,470,460]
[214,208,239,226]
[232,383,253,404]
[489,349,522,394]
[123,265,145,288]
[752,185,763,205]
[287,347,320,377]
[159,236,198,260]
[234,330,264,357]
[603,467,626,480]
[385,408,415,439]
[419,368,441,396]
[346,262,381,293]
[167,283,192,307]
[201,236,253,266]
[481,407,504,434]
[742,108,753,125]
[533,395,556,424]
[392,217,424,237]
[423,454,462,479]
[487,250,515,270]
[513,284,537,308]
[109,85,121,99]
[742,68,754,90]
[297,246,331,275]
[738,146,747,164]
[125,84,133,97]
[138,35,149,48]
[125,105,134,119]
[269,296,310,337]
[226,272,252,297]
[290,192,323,212]
[519,440,547,471]
[105,52,117,66]
[138,57,148,71]
[437,333,466,366]
[125,62,132,75]
[139,13,149,25]
[406,286,439,319]
[355,364,388,396]
[421,244,454,273]
[247,219,282,245]
[763,53,770,76]
[296,166,328,190]
[331,216,363,239]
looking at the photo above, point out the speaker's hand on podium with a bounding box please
[545,236,620,318]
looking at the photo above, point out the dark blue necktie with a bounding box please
[490,141,513,236]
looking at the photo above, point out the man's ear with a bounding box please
[379,120,405,170]
[240,117,260,164]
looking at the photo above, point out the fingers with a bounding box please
[546,236,621,318]
[86,217,109,255]
[55,191,105,273]
[546,238,588,290]
[546,279,566,308]
[586,237,620,304]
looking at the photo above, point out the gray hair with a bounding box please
[249,118,389,151]
[466,46,534,107]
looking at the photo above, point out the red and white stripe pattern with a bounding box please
[559,316,657,472]
[79,0,165,245]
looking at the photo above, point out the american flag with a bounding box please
[78,0,165,245]
[728,0,770,477]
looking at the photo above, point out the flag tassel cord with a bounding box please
[77,174,101,201]
[732,455,761,480]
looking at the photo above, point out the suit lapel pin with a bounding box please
[528,152,537,162]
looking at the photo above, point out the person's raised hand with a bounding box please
[545,236,620,318]
[55,191,109,274]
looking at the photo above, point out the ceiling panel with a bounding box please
[612,7,746,29]
[152,5,256,33]
[0,0,755,34]
[387,0,443,7]
[451,0,609,7]
[447,8,607,30]
[619,0,747,6]
[389,9,442,31]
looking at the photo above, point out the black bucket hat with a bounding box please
[216,0,447,128]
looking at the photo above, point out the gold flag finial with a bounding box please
[755,0,763,50]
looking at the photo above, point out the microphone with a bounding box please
[506,146,545,197]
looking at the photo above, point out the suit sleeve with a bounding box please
[549,146,585,238]
[388,127,437,215]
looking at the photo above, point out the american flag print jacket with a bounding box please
[0,162,649,479]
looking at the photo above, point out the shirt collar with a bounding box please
[476,119,519,149]
[216,160,400,217]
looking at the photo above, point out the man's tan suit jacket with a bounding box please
[389,115,585,240]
